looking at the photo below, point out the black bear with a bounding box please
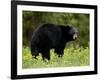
[31,24,78,61]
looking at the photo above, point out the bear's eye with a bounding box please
[72,31,76,35]
[73,32,75,34]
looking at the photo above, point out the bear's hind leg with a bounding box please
[41,50,50,61]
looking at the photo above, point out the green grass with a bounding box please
[22,46,90,69]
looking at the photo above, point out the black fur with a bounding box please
[31,24,77,61]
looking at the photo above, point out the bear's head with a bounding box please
[65,26,78,41]
[70,27,78,40]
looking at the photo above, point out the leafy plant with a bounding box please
[22,46,89,69]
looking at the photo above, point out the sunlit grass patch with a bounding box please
[22,46,89,69]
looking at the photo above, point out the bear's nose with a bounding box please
[73,34,77,40]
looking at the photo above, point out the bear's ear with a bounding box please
[66,25,72,28]
[65,25,72,31]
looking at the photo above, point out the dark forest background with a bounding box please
[23,11,89,48]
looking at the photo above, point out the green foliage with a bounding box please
[22,46,89,69]
[23,11,89,47]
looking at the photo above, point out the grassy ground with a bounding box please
[22,46,90,69]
